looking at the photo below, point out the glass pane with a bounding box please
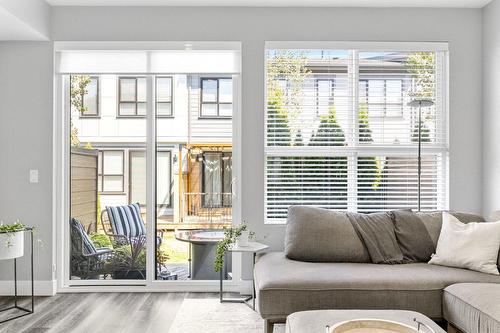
[157,102,172,116]
[119,103,136,116]
[69,73,147,282]
[120,78,136,102]
[102,175,123,192]
[266,49,349,147]
[218,79,232,103]
[157,77,172,102]
[83,77,98,115]
[157,151,171,207]
[137,102,147,116]
[203,153,222,207]
[357,155,441,213]
[316,79,331,116]
[201,103,217,117]
[359,51,438,145]
[130,151,146,205]
[202,79,217,102]
[103,151,123,174]
[266,156,348,220]
[137,77,147,102]
[219,104,232,117]
[222,154,232,206]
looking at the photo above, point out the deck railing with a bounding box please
[183,192,232,224]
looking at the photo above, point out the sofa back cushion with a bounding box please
[391,210,486,263]
[391,210,435,263]
[285,206,370,262]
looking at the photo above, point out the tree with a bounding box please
[309,107,345,146]
[404,52,435,98]
[267,88,292,146]
[70,75,92,148]
[357,104,382,211]
[411,121,431,143]
[308,106,348,209]
[294,129,304,146]
[266,51,310,147]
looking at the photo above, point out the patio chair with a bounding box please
[101,203,163,248]
[70,218,113,279]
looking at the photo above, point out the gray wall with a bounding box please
[0,42,54,282]
[482,0,500,216]
[0,6,484,283]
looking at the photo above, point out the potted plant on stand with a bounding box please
[214,222,254,273]
[0,220,27,261]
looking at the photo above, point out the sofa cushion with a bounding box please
[347,211,404,264]
[415,211,485,247]
[285,206,370,263]
[443,283,500,333]
[391,210,435,262]
[255,252,500,320]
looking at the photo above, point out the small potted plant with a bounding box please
[107,238,147,279]
[0,220,27,261]
[214,222,254,273]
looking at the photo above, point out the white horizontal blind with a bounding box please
[265,46,448,222]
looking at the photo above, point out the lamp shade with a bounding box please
[407,99,434,108]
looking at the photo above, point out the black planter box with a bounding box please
[112,269,146,279]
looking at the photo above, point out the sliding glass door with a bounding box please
[61,44,240,286]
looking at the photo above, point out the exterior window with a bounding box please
[71,76,99,117]
[360,79,403,117]
[118,77,146,116]
[316,79,334,116]
[265,47,448,222]
[200,78,233,118]
[98,150,124,192]
[129,150,171,207]
[156,77,173,117]
[202,152,232,207]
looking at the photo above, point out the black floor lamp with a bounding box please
[407,98,434,212]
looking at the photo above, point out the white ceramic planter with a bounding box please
[0,231,24,260]
[236,230,250,247]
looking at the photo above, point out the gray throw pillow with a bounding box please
[392,210,487,263]
[347,212,404,264]
[285,206,370,263]
[390,210,435,263]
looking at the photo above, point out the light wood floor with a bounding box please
[0,292,219,333]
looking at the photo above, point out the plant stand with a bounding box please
[0,228,34,324]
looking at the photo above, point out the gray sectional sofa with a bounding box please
[254,206,500,333]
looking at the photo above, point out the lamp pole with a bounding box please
[407,99,434,212]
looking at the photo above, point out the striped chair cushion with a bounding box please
[71,218,97,255]
[106,203,146,238]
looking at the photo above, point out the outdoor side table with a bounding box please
[219,241,269,311]
[0,228,35,324]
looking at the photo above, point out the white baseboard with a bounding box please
[0,280,56,296]
[238,279,253,295]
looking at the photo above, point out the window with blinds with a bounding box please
[265,44,448,223]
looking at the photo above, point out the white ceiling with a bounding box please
[45,0,493,8]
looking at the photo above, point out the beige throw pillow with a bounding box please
[428,212,500,275]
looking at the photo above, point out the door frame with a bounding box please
[54,42,244,292]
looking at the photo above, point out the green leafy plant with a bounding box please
[0,220,27,234]
[89,232,112,249]
[214,223,252,272]
[106,238,147,278]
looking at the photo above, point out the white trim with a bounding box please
[54,41,242,52]
[0,280,56,296]
[265,41,449,51]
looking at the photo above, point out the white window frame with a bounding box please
[264,41,449,224]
